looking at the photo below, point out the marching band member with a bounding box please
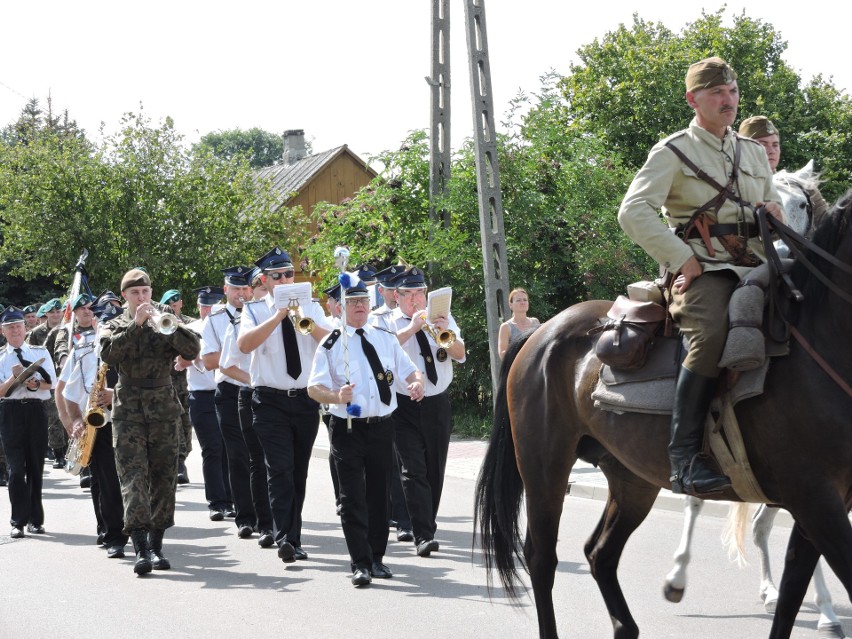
[56,294,128,557]
[237,247,332,563]
[179,286,234,522]
[309,274,423,586]
[383,267,465,557]
[100,268,200,575]
[0,306,56,538]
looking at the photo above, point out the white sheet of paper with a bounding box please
[273,282,313,310]
[426,287,452,322]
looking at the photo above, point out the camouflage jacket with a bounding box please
[100,309,200,422]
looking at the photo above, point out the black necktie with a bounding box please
[280,318,302,380]
[13,347,52,385]
[356,328,391,405]
[413,327,438,386]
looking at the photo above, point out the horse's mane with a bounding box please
[789,188,852,306]
[774,168,821,195]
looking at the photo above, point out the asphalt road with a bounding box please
[1,440,849,639]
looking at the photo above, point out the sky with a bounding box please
[1,1,849,166]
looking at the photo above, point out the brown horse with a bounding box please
[475,191,852,639]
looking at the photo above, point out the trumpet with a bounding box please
[418,313,456,348]
[148,309,177,335]
[288,300,314,335]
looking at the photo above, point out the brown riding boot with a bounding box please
[668,367,732,496]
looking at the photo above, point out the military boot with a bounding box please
[668,367,732,496]
[148,529,171,570]
[52,448,66,469]
[177,456,189,485]
[130,528,153,575]
[0,463,8,487]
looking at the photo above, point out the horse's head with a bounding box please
[774,161,821,251]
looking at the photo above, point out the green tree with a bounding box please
[196,127,293,168]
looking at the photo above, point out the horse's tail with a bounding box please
[474,333,531,600]
[722,502,751,567]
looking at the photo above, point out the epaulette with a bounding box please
[373,326,394,335]
[322,329,342,350]
[370,307,392,316]
[29,344,49,351]
[242,299,260,306]
[210,307,228,317]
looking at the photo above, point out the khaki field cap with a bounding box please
[739,115,778,139]
[685,56,738,92]
[120,268,152,291]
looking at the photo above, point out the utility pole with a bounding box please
[463,0,509,397]
[428,0,451,229]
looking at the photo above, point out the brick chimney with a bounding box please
[283,129,307,165]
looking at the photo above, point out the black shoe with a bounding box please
[335,503,342,516]
[52,458,65,469]
[177,457,189,485]
[96,532,105,546]
[106,545,126,559]
[293,546,308,561]
[79,474,91,489]
[26,523,45,534]
[396,528,414,543]
[148,529,171,570]
[10,527,24,539]
[258,530,274,548]
[209,508,225,522]
[277,541,295,563]
[0,472,7,487]
[351,567,372,587]
[130,529,152,575]
[237,525,253,539]
[224,507,236,518]
[46,448,55,461]
[416,539,440,557]
[674,456,732,496]
[370,561,393,579]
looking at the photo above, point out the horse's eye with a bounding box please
[799,203,807,209]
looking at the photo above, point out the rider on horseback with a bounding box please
[618,57,785,497]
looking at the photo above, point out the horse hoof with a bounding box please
[663,583,684,603]
[817,622,847,639]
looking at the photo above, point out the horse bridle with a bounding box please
[756,208,852,397]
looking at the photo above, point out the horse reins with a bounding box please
[756,208,852,398]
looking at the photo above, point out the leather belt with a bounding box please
[683,223,759,240]
[332,414,391,424]
[1,398,42,404]
[256,386,308,397]
[119,375,172,389]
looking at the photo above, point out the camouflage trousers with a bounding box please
[112,415,180,533]
[173,375,193,458]
[45,393,67,451]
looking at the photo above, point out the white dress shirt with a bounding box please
[0,342,56,401]
[201,303,241,385]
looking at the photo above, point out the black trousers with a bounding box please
[393,392,452,544]
[251,389,319,548]
[214,382,256,528]
[88,423,128,546]
[321,413,341,509]
[330,415,392,571]
[0,400,48,528]
[237,388,273,532]
[188,390,231,510]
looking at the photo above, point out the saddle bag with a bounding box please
[590,295,667,370]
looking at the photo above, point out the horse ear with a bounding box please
[802,159,815,177]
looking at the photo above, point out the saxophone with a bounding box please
[66,362,110,476]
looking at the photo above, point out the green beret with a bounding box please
[739,116,778,139]
[160,289,181,305]
[685,56,738,92]
[71,293,95,311]
[120,268,152,291]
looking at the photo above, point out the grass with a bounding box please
[452,404,493,440]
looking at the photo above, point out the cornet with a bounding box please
[288,300,315,335]
[418,312,456,348]
[148,309,178,335]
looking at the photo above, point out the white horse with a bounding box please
[662,162,848,639]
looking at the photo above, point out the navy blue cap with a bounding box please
[222,266,251,287]
[95,290,121,306]
[92,302,122,322]
[160,289,181,305]
[22,305,38,314]
[374,264,405,288]
[1,306,25,325]
[247,266,263,286]
[339,272,369,298]
[388,266,426,290]
[355,264,377,284]
[323,283,341,302]
[71,293,95,311]
[254,247,293,271]
[195,286,224,306]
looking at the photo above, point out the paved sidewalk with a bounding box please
[311,429,792,524]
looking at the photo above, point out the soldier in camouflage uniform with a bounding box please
[100,269,200,575]
[160,289,195,485]
[26,299,67,468]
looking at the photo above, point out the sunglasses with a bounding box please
[268,270,295,281]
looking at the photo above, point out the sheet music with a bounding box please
[273,282,313,310]
[426,287,452,322]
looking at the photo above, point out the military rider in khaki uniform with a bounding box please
[618,57,784,497]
